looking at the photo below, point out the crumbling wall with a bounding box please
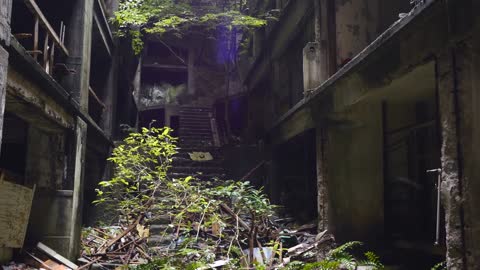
[437,47,466,269]
[336,0,380,67]
[437,37,480,269]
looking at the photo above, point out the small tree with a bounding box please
[94,127,178,219]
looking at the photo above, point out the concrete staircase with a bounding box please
[148,107,226,249]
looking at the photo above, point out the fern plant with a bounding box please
[284,241,384,270]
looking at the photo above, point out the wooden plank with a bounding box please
[37,242,78,269]
[0,177,35,248]
[24,0,69,56]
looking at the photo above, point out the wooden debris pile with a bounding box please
[77,206,336,269]
[80,219,152,268]
[1,243,78,270]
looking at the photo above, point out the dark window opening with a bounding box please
[139,109,165,129]
[0,113,29,184]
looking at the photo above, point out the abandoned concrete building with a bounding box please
[0,0,138,263]
[0,0,480,269]
[239,0,480,269]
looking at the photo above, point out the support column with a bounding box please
[68,118,87,258]
[62,0,94,260]
[315,127,330,232]
[101,55,119,136]
[315,0,337,80]
[0,0,11,263]
[188,48,195,95]
[437,48,467,270]
[64,0,94,108]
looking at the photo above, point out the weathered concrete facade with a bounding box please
[240,0,480,269]
[0,0,137,262]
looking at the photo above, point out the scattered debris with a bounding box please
[80,219,151,268]
[2,243,75,270]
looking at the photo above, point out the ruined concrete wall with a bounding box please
[326,101,384,242]
[437,37,480,269]
[463,35,480,269]
[0,0,12,263]
[336,0,380,66]
[7,67,74,130]
[437,47,467,270]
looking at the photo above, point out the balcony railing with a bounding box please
[14,0,69,75]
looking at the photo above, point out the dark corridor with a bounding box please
[274,129,317,223]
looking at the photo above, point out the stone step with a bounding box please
[180,120,211,127]
[172,157,223,166]
[148,214,171,224]
[179,107,212,113]
[169,172,226,181]
[179,138,213,147]
[149,224,175,235]
[179,113,211,119]
[179,128,212,134]
[178,133,213,138]
[170,166,224,174]
[147,235,176,247]
[179,134,212,140]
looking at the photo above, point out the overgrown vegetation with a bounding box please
[113,0,267,55]
[91,127,383,269]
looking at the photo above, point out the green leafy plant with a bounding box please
[431,261,447,270]
[283,242,384,270]
[94,126,177,218]
[94,127,277,268]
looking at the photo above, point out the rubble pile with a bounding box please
[78,206,335,269]
[80,222,152,268]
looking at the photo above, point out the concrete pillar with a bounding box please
[133,56,142,110]
[437,38,480,269]
[62,0,94,259]
[315,127,330,232]
[64,0,94,108]
[101,56,119,137]
[0,0,12,153]
[436,49,467,270]
[303,42,321,94]
[68,118,87,259]
[188,48,195,95]
[0,1,14,262]
[319,0,337,77]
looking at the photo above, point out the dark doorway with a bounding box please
[274,129,318,223]
[383,99,444,268]
[170,115,180,137]
[139,109,165,129]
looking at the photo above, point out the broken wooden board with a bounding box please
[37,242,78,269]
[0,180,35,248]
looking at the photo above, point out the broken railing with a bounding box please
[14,0,69,75]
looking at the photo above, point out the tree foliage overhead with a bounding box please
[114,0,267,54]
